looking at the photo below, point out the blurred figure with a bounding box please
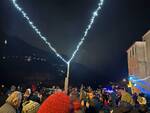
[113,87,134,113]
[7,85,16,96]
[137,93,147,105]
[132,93,139,108]
[137,93,148,113]
[0,91,22,113]
[85,90,97,113]
[0,85,8,107]
[22,100,40,113]
[22,90,40,113]
[73,100,83,113]
[23,88,31,102]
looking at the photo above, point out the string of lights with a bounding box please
[11,0,104,64]
[68,0,104,63]
[11,0,67,64]
[133,76,150,82]
[129,75,150,82]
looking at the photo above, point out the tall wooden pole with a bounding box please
[64,63,70,94]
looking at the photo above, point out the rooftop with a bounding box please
[143,30,150,41]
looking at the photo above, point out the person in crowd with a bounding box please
[22,99,40,113]
[7,85,17,96]
[22,90,40,113]
[132,93,139,108]
[23,88,31,103]
[37,90,43,103]
[73,99,83,113]
[0,83,150,113]
[84,90,97,113]
[113,87,134,113]
[110,88,117,108]
[137,93,148,113]
[69,88,84,113]
[0,91,22,113]
[0,86,8,107]
[137,93,147,105]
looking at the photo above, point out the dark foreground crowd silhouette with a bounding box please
[0,84,150,113]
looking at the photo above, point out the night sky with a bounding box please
[1,0,150,82]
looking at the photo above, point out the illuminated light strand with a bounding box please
[129,75,150,82]
[129,75,150,89]
[68,0,104,63]
[11,0,67,64]
[11,0,104,64]
[133,76,150,82]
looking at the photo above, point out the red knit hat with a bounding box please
[73,100,81,111]
[38,92,70,113]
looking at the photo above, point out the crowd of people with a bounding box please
[0,84,149,113]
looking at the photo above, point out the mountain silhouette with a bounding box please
[0,32,97,88]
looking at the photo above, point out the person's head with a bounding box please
[10,85,16,92]
[81,100,85,107]
[88,92,94,100]
[99,96,103,101]
[117,87,125,94]
[6,91,22,108]
[24,88,31,97]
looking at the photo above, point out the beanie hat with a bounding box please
[38,92,70,113]
[73,100,81,111]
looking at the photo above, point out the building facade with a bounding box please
[127,41,147,77]
[143,30,150,80]
[127,30,150,94]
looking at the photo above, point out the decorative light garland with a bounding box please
[11,0,104,64]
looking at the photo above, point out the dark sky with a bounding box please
[1,0,150,81]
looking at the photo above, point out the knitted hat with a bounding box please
[38,92,70,113]
[73,100,81,111]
